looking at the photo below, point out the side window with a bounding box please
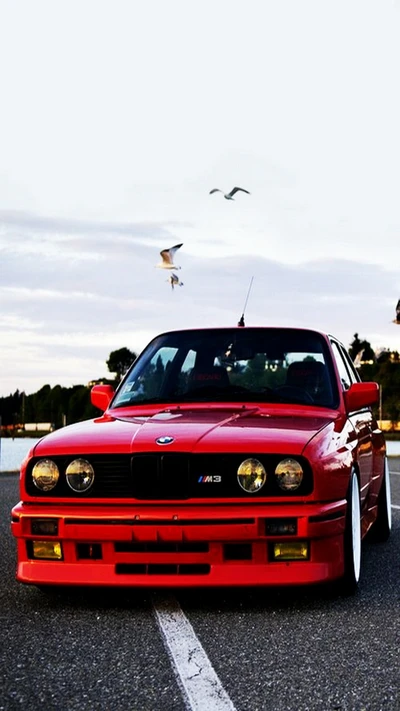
[339,345,360,384]
[330,342,352,391]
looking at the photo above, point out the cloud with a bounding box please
[1,219,399,397]
[0,210,189,237]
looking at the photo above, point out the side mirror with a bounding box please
[343,382,379,412]
[91,384,115,412]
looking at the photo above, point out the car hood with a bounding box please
[33,405,336,457]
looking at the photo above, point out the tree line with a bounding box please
[348,334,400,424]
[0,337,399,433]
[0,348,136,432]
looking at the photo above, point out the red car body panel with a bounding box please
[11,326,386,588]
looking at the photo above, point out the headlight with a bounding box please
[275,458,303,491]
[237,458,267,492]
[32,459,60,492]
[66,459,95,492]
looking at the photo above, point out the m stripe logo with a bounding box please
[198,475,222,483]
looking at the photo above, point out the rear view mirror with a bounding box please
[343,382,379,412]
[91,384,115,411]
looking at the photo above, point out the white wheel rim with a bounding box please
[384,457,392,531]
[351,474,361,582]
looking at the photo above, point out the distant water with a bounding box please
[0,438,40,472]
[1,435,400,473]
[387,440,400,457]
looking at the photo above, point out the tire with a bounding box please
[337,471,361,595]
[369,457,392,543]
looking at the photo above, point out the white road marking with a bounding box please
[152,594,236,711]
[391,504,400,509]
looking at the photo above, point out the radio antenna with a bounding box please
[237,276,254,327]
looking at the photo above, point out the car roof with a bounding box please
[151,325,336,341]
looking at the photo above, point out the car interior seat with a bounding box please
[286,360,333,406]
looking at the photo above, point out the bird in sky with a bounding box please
[209,186,250,200]
[168,273,184,290]
[156,243,183,270]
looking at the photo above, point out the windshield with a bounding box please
[112,328,338,409]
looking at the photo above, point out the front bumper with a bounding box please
[11,500,347,587]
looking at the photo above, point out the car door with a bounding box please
[330,340,373,509]
[339,343,385,508]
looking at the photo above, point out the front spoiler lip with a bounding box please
[16,559,342,587]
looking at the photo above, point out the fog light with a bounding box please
[272,541,309,560]
[31,519,59,536]
[32,541,63,560]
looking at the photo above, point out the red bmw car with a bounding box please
[11,327,392,593]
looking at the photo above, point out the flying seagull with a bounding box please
[156,243,183,270]
[168,273,184,290]
[209,187,250,200]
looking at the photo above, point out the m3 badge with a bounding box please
[198,475,222,483]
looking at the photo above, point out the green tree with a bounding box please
[106,348,137,382]
[359,358,400,421]
[0,390,22,427]
[67,385,97,424]
[349,333,374,362]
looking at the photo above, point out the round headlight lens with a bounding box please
[275,458,303,491]
[66,459,95,492]
[237,458,267,492]
[32,459,60,491]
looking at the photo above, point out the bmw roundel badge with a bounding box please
[156,436,174,445]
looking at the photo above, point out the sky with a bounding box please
[1,0,400,397]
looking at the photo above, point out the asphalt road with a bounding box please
[1,462,399,711]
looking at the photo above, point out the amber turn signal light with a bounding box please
[31,519,59,536]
